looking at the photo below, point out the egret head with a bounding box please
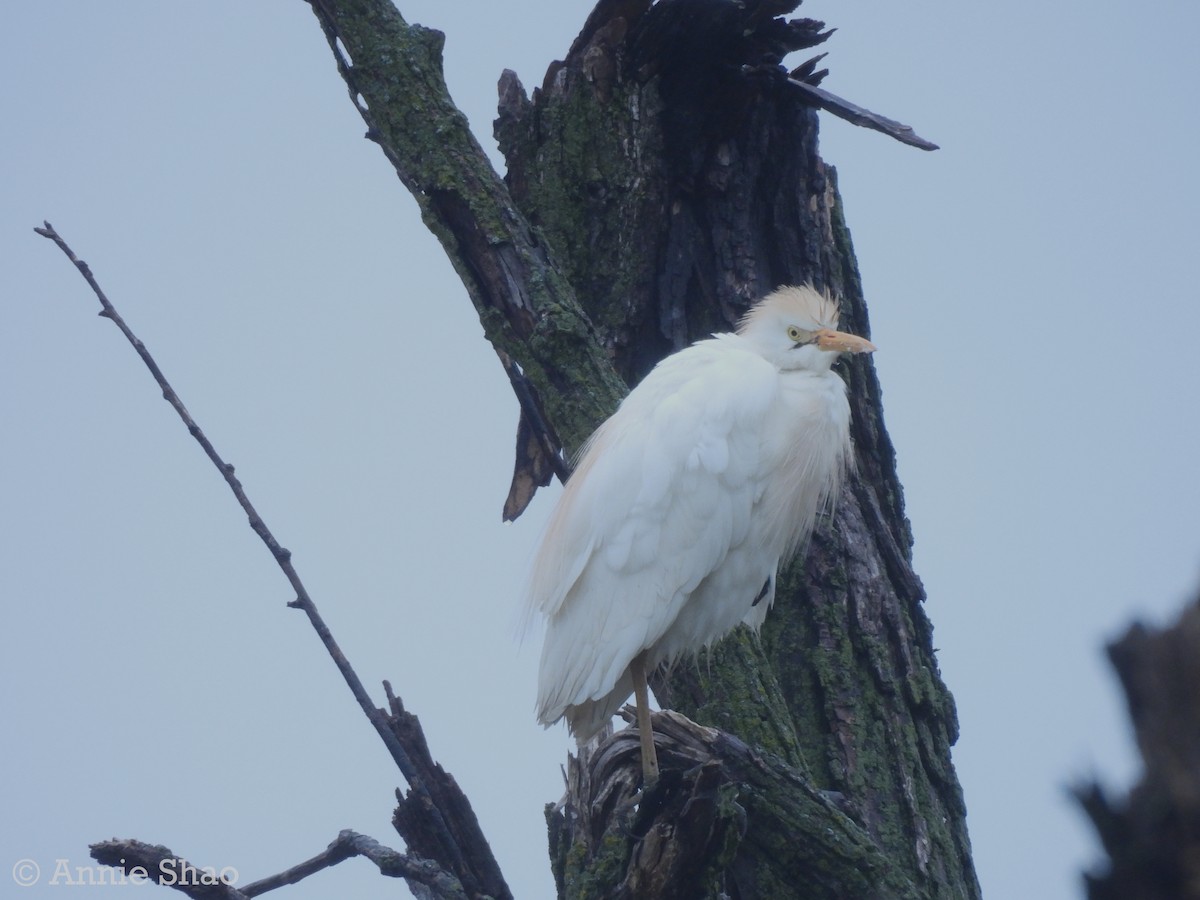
[737,285,876,371]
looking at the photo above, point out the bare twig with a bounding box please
[551,710,923,899]
[240,831,468,900]
[236,832,356,897]
[34,221,488,894]
[782,75,940,150]
[90,832,467,900]
[302,0,629,486]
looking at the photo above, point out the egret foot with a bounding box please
[630,652,659,785]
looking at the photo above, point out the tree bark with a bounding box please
[307,0,979,897]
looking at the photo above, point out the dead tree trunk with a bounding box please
[1076,594,1200,900]
[307,0,978,897]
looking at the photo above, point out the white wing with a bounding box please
[528,335,781,731]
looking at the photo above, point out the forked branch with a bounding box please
[91,832,469,900]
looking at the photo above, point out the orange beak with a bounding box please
[814,328,876,354]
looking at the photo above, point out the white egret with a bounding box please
[526,285,875,781]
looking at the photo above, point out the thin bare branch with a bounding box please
[34,221,498,896]
[1076,594,1200,899]
[90,832,467,900]
[237,832,356,897]
[33,215,420,787]
[240,831,468,900]
[343,832,471,899]
[783,74,940,150]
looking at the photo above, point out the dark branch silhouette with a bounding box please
[240,831,469,899]
[783,75,940,150]
[1075,594,1200,900]
[89,840,248,900]
[36,221,509,900]
[91,832,469,900]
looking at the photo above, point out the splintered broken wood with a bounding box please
[548,710,923,900]
[500,350,569,521]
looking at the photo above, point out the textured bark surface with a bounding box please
[1077,596,1200,900]
[497,1,976,897]
[307,0,978,897]
[548,711,925,900]
[308,0,629,462]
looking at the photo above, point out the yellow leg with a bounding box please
[630,652,660,785]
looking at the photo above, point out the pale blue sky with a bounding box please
[3,2,1198,898]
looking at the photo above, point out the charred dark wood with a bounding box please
[496,0,931,384]
[548,711,922,900]
[308,0,973,896]
[497,1,975,897]
[43,1,968,897]
[386,683,513,900]
[1077,595,1200,900]
[783,76,939,150]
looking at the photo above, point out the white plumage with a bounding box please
[526,285,875,773]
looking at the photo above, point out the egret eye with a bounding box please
[786,325,806,343]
